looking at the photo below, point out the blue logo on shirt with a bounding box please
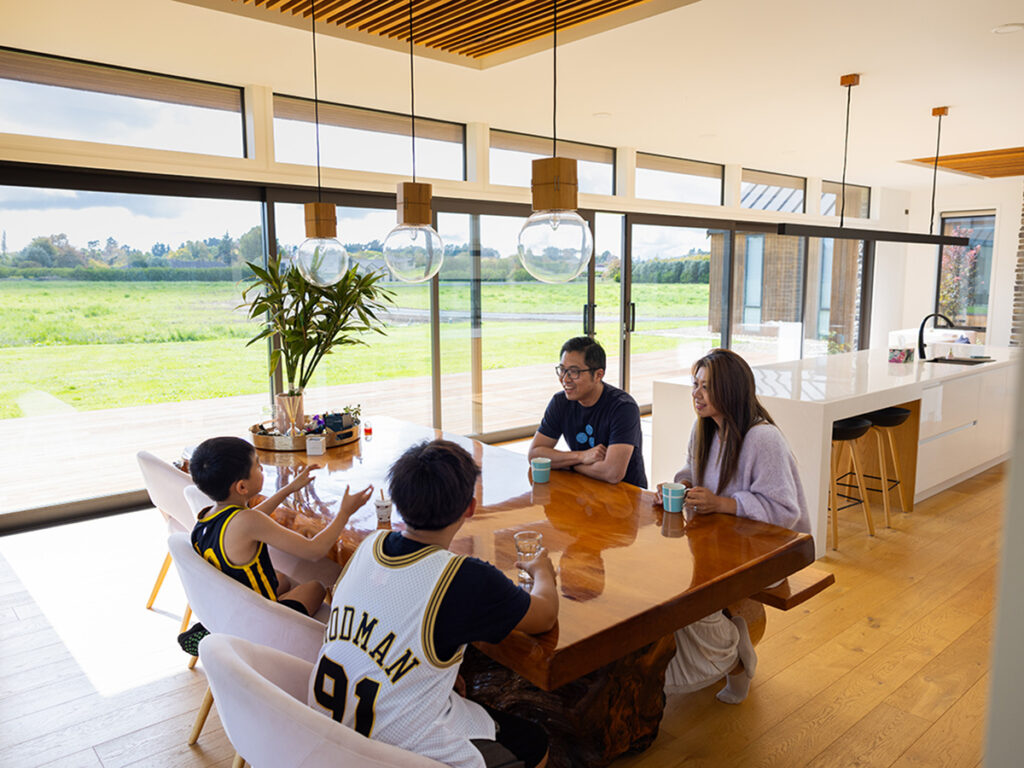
[576,424,595,447]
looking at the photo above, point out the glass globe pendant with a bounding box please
[383,182,444,283]
[517,157,593,283]
[295,202,349,287]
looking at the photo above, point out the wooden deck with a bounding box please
[0,353,687,516]
[0,462,1003,767]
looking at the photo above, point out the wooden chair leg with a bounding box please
[147,552,172,610]
[188,685,214,745]
[830,440,840,550]
[875,429,891,528]
[232,753,245,768]
[187,654,198,670]
[179,605,192,634]
[847,442,875,536]
[887,429,910,512]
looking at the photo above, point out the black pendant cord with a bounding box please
[839,83,852,227]
[929,113,943,236]
[552,0,557,157]
[409,0,417,183]
[311,0,322,203]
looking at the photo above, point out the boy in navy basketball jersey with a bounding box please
[180,436,372,653]
[309,439,556,768]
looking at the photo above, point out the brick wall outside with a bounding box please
[708,233,860,347]
[1011,187,1024,346]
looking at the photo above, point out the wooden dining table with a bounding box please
[256,416,815,768]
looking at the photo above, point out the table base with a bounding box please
[462,635,678,768]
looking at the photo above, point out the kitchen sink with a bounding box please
[925,357,992,365]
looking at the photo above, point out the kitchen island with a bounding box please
[652,347,1018,558]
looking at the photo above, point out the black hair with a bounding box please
[387,439,480,531]
[189,436,257,501]
[560,336,606,372]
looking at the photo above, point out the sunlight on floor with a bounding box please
[0,510,192,697]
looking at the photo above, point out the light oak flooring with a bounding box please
[0,464,1004,767]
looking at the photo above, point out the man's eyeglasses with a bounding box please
[555,365,595,380]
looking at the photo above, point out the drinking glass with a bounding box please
[514,530,543,588]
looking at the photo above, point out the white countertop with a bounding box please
[655,347,1019,405]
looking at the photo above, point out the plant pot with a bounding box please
[275,392,305,435]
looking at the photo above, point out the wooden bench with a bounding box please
[730,566,835,645]
[751,566,836,610]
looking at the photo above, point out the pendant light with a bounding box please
[294,0,349,287]
[516,0,594,284]
[778,75,967,247]
[383,0,444,283]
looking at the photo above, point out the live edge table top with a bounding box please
[257,416,814,691]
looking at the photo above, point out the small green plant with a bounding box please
[241,256,394,394]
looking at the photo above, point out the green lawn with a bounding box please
[0,279,709,418]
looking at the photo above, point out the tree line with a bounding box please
[0,227,710,284]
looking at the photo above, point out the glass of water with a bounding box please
[514,530,543,588]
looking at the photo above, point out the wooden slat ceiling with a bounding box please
[912,147,1024,178]
[232,0,657,58]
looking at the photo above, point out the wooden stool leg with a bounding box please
[875,429,891,528]
[147,552,172,610]
[887,429,910,512]
[830,440,840,550]
[188,685,214,745]
[179,605,192,634]
[847,442,875,536]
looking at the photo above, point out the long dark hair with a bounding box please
[692,349,774,494]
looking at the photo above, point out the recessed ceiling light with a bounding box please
[991,22,1024,34]
[592,111,611,118]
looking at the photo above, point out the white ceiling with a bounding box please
[419,0,1024,190]
[5,0,1023,191]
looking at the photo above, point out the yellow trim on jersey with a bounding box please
[371,531,443,569]
[197,504,277,600]
[421,555,466,668]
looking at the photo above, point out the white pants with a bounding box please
[663,611,739,695]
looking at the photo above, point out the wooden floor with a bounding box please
[0,464,1003,767]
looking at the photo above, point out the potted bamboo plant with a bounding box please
[241,253,393,437]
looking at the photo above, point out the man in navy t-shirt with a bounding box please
[528,336,647,488]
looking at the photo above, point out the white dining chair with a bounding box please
[137,450,212,632]
[183,485,342,590]
[167,532,328,748]
[200,633,445,768]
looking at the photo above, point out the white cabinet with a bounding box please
[916,365,1015,495]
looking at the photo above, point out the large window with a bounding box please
[937,213,995,331]
[635,153,723,206]
[821,180,870,219]
[274,96,465,180]
[729,232,803,364]
[272,202,436,427]
[489,130,614,194]
[741,169,805,213]
[0,48,245,157]
[0,184,264,515]
[803,237,864,356]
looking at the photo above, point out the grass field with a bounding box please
[0,279,711,419]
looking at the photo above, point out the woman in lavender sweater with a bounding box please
[659,348,810,704]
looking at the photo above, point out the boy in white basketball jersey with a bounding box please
[309,439,557,768]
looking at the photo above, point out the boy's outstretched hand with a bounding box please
[339,484,375,520]
[286,464,320,492]
[516,547,555,583]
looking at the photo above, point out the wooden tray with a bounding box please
[250,421,359,452]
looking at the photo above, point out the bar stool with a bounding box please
[860,406,912,528]
[830,417,875,550]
